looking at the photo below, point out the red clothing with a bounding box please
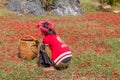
[43,34,72,65]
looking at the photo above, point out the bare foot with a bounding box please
[42,66,56,71]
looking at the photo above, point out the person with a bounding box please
[37,20,72,70]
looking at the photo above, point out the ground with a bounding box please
[0,7,120,80]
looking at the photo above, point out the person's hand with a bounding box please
[35,40,39,46]
[37,54,39,58]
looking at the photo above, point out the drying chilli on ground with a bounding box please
[0,12,120,80]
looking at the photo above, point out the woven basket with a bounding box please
[18,36,38,60]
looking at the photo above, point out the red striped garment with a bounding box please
[43,34,72,65]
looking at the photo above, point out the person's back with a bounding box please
[43,34,72,65]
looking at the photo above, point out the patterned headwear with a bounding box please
[37,20,55,34]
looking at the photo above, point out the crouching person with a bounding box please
[37,20,72,70]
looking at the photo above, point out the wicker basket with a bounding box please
[18,36,39,60]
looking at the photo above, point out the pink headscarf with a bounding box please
[37,20,55,36]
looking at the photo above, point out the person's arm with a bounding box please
[40,44,46,53]
[40,36,50,53]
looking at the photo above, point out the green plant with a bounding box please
[41,0,56,11]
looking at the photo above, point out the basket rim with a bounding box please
[21,38,34,41]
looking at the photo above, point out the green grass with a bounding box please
[80,0,100,12]
[0,61,43,80]
[1,51,120,80]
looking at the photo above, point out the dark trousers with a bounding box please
[38,51,71,70]
[52,57,72,70]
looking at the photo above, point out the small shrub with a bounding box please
[99,0,120,6]
[80,0,100,12]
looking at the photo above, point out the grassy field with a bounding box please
[0,6,120,80]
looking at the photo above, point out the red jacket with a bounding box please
[43,34,72,65]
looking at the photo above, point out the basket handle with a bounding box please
[28,35,37,41]
[18,35,39,45]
